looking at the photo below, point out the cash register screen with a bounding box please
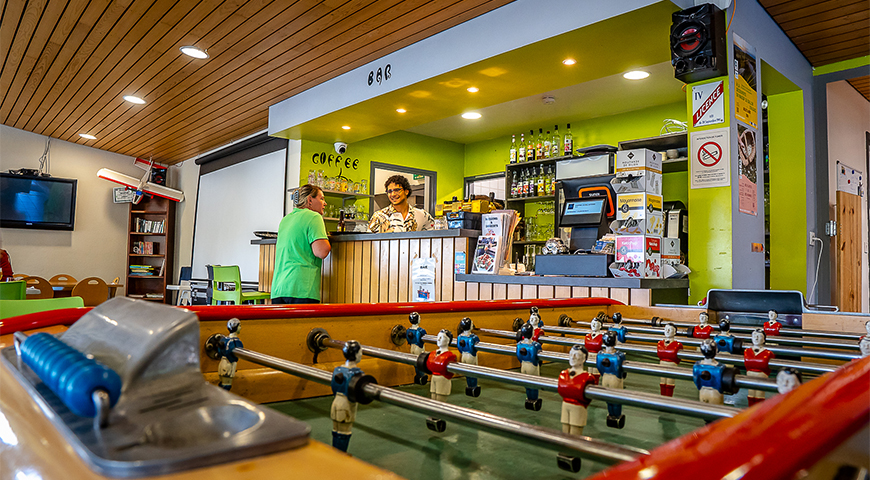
[561,198,606,226]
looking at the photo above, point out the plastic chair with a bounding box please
[49,274,77,284]
[71,277,110,307]
[0,280,26,300]
[24,276,54,299]
[210,265,270,305]
[0,297,85,320]
[175,266,192,306]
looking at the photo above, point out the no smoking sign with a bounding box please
[698,141,722,167]
[690,127,730,189]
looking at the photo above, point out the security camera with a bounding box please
[334,142,347,154]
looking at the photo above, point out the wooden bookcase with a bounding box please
[125,195,175,303]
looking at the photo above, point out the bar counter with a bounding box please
[253,230,688,305]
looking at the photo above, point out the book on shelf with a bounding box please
[158,258,166,277]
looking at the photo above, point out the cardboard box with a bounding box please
[615,235,662,278]
[471,199,490,213]
[614,148,662,194]
[616,192,663,235]
[661,237,681,267]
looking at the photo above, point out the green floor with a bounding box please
[270,355,724,479]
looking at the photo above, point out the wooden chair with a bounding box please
[210,265,270,305]
[0,280,26,300]
[24,276,54,299]
[12,273,28,281]
[71,277,109,307]
[49,274,77,284]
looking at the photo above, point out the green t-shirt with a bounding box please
[271,208,328,300]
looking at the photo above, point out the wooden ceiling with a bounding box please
[759,0,869,67]
[0,0,512,165]
[847,75,869,102]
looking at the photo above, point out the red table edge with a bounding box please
[0,297,621,335]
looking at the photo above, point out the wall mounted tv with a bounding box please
[0,173,77,230]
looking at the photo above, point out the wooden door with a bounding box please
[835,190,862,312]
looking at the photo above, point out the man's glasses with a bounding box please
[386,188,404,194]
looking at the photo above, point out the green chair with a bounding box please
[0,297,85,320]
[210,265,270,305]
[0,280,26,300]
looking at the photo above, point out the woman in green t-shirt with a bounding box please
[271,184,331,304]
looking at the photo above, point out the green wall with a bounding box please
[767,90,807,294]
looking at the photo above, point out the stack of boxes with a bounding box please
[609,149,663,278]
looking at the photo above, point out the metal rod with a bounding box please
[474,328,838,375]
[422,336,778,392]
[321,337,737,421]
[551,322,859,351]
[613,316,862,341]
[232,347,647,465]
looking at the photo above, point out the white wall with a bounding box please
[172,158,200,283]
[0,125,136,283]
[827,80,870,312]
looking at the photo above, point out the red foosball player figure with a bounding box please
[425,329,457,432]
[763,310,782,337]
[687,311,714,339]
[528,306,545,342]
[584,318,604,383]
[656,322,683,396]
[558,345,596,436]
[744,329,775,406]
[775,367,802,394]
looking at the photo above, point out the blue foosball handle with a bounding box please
[20,332,122,418]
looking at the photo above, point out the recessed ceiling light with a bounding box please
[79,133,96,140]
[180,46,209,59]
[467,87,479,93]
[461,112,481,120]
[623,70,650,80]
[562,58,576,66]
[396,108,407,113]
[341,125,351,130]
[123,95,146,104]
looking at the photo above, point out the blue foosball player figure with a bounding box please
[713,319,743,354]
[608,312,628,344]
[693,339,738,406]
[516,323,543,411]
[406,312,428,385]
[218,318,242,390]
[596,331,627,428]
[456,317,481,397]
[331,340,364,452]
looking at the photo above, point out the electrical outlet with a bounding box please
[809,231,816,246]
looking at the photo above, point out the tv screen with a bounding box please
[0,173,77,230]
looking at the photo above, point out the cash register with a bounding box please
[535,195,613,277]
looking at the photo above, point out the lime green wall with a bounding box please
[767,90,807,294]
[813,55,870,76]
[686,77,732,303]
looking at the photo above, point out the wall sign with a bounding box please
[311,152,360,170]
[690,127,730,189]
[692,80,725,127]
[733,34,758,129]
[367,63,391,86]
[737,124,758,215]
[113,187,135,203]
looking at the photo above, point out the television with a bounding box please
[0,173,77,230]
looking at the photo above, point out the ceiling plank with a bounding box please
[0,0,26,76]
[777,2,867,31]
[0,0,49,122]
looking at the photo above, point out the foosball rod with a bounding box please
[315,335,738,421]
[537,325,859,361]
[555,318,859,351]
[601,314,862,341]
[420,335,779,393]
[474,328,838,375]
[230,346,648,465]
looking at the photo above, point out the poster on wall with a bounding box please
[737,124,758,215]
[692,80,725,127]
[733,34,758,129]
[836,161,864,196]
[690,127,731,189]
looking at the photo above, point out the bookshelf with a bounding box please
[126,195,175,303]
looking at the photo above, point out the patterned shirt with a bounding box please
[369,204,434,233]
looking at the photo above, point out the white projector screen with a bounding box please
[192,150,285,282]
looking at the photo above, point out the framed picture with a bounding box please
[113,187,136,203]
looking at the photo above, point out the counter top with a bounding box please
[455,273,688,289]
[252,229,481,245]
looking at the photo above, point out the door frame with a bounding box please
[369,162,438,213]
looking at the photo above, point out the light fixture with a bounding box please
[396,108,407,113]
[623,70,650,80]
[79,133,96,140]
[180,46,209,59]
[341,125,351,130]
[461,112,481,120]
[562,58,576,66]
[467,87,479,93]
[123,95,146,104]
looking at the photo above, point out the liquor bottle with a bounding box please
[552,126,561,158]
[510,171,518,197]
[527,130,536,162]
[550,165,556,194]
[536,129,544,160]
[518,134,526,163]
[338,209,346,233]
[564,123,574,156]
[509,134,517,164]
[530,167,538,197]
[543,131,552,159]
[523,169,530,197]
[537,166,545,196]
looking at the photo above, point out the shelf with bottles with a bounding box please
[506,164,557,200]
[508,124,576,166]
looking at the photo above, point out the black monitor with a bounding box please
[0,173,77,230]
[561,198,606,227]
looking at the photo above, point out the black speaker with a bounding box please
[670,4,727,84]
[150,165,167,185]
